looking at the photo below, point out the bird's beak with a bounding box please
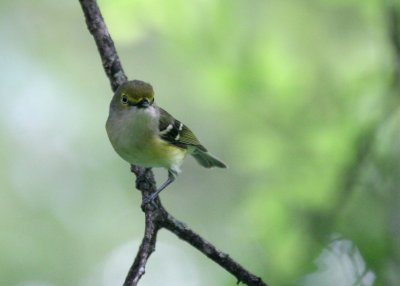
[137,99,150,108]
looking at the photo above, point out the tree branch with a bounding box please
[123,167,161,286]
[79,1,268,285]
[162,213,267,286]
[123,211,160,286]
[79,0,127,91]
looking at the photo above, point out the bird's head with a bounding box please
[112,80,155,110]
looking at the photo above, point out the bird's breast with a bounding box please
[106,108,186,169]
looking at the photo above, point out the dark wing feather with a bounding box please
[158,108,207,151]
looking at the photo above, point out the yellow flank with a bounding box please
[112,132,187,172]
[146,136,187,169]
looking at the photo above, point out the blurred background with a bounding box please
[1,0,399,285]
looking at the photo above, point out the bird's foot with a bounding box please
[141,193,159,210]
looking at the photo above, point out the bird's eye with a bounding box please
[121,95,128,104]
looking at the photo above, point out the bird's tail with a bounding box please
[192,149,227,168]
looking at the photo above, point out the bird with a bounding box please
[106,80,226,205]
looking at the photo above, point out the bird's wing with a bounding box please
[158,107,207,152]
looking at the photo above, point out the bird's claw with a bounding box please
[141,194,159,210]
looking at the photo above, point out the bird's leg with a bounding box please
[141,169,177,206]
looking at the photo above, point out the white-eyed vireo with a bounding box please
[106,80,226,204]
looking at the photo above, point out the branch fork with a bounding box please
[79,1,268,285]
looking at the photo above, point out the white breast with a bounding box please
[106,106,186,170]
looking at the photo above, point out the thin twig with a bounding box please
[79,0,127,91]
[162,213,267,286]
[123,167,161,286]
[79,1,161,283]
[79,1,269,285]
[123,212,160,286]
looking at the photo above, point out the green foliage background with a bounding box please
[1,0,399,285]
